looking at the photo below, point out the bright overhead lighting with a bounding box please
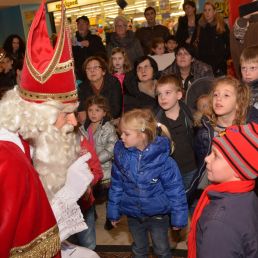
[170,11,185,16]
[66,8,80,13]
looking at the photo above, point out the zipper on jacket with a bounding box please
[137,152,142,174]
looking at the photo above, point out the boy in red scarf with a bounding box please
[188,122,258,258]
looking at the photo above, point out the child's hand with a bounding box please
[111,220,120,228]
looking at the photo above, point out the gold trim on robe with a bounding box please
[10,225,60,258]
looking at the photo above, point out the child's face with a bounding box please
[165,40,177,53]
[87,104,106,123]
[120,124,147,151]
[152,43,165,55]
[241,61,258,83]
[2,57,13,73]
[156,83,182,112]
[112,52,125,73]
[196,96,209,113]
[205,146,239,183]
[212,83,237,119]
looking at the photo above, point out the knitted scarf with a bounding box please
[187,180,255,258]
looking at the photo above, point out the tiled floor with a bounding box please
[95,202,188,251]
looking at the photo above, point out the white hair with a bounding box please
[0,87,80,200]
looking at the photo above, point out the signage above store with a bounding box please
[47,0,99,12]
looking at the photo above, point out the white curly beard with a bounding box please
[0,88,80,201]
[33,124,80,201]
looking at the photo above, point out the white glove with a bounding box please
[62,152,93,202]
[51,153,93,241]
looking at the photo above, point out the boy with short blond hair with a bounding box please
[155,75,197,190]
[188,123,258,258]
[240,45,258,109]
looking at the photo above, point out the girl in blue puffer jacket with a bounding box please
[107,108,188,258]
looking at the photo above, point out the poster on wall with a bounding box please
[199,0,228,17]
[23,9,37,37]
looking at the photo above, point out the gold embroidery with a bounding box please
[18,86,78,102]
[25,3,71,84]
[10,225,60,258]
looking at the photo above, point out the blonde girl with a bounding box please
[107,108,188,258]
[187,76,257,203]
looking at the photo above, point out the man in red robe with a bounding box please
[0,0,99,257]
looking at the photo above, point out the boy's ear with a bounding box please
[177,91,183,100]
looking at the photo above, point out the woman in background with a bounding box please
[196,1,230,76]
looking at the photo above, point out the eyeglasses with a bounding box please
[86,66,102,72]
[137,65,152,72]
[241,66,258,72]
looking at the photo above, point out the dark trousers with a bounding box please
[127,215,171,258]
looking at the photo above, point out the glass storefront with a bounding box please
[47,0,185,43]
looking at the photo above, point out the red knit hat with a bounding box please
[19,0,77,103]
[213,123,258,180]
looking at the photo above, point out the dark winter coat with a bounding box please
[197,191,258,258]
[155,101,197,174]
[78,74,122,119]
[107,136,188,227]
[72,31,106,80]
[197,20,230,76]
[123,71,159,112]
[106,31,144,67]
[175,14,201,45]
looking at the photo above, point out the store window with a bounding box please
[47,0,185,43]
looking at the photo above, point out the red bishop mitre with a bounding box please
[19,0,77,103]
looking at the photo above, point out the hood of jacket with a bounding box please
[115,136,171,169]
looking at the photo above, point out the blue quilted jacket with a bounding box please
[107,136,188,227]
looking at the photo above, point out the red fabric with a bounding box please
[228,0,252,28]
[188,180,255,258]
[0,141,59,257]
[113,73,125,112]
[79,137,103,211]
[20,0,77,103]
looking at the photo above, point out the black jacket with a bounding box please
[72,31,106,80]
[197,21,230,76]
[175,14,201,45]
[123,71,159,112]
[78,74,122,119]
[155,101,197,174]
